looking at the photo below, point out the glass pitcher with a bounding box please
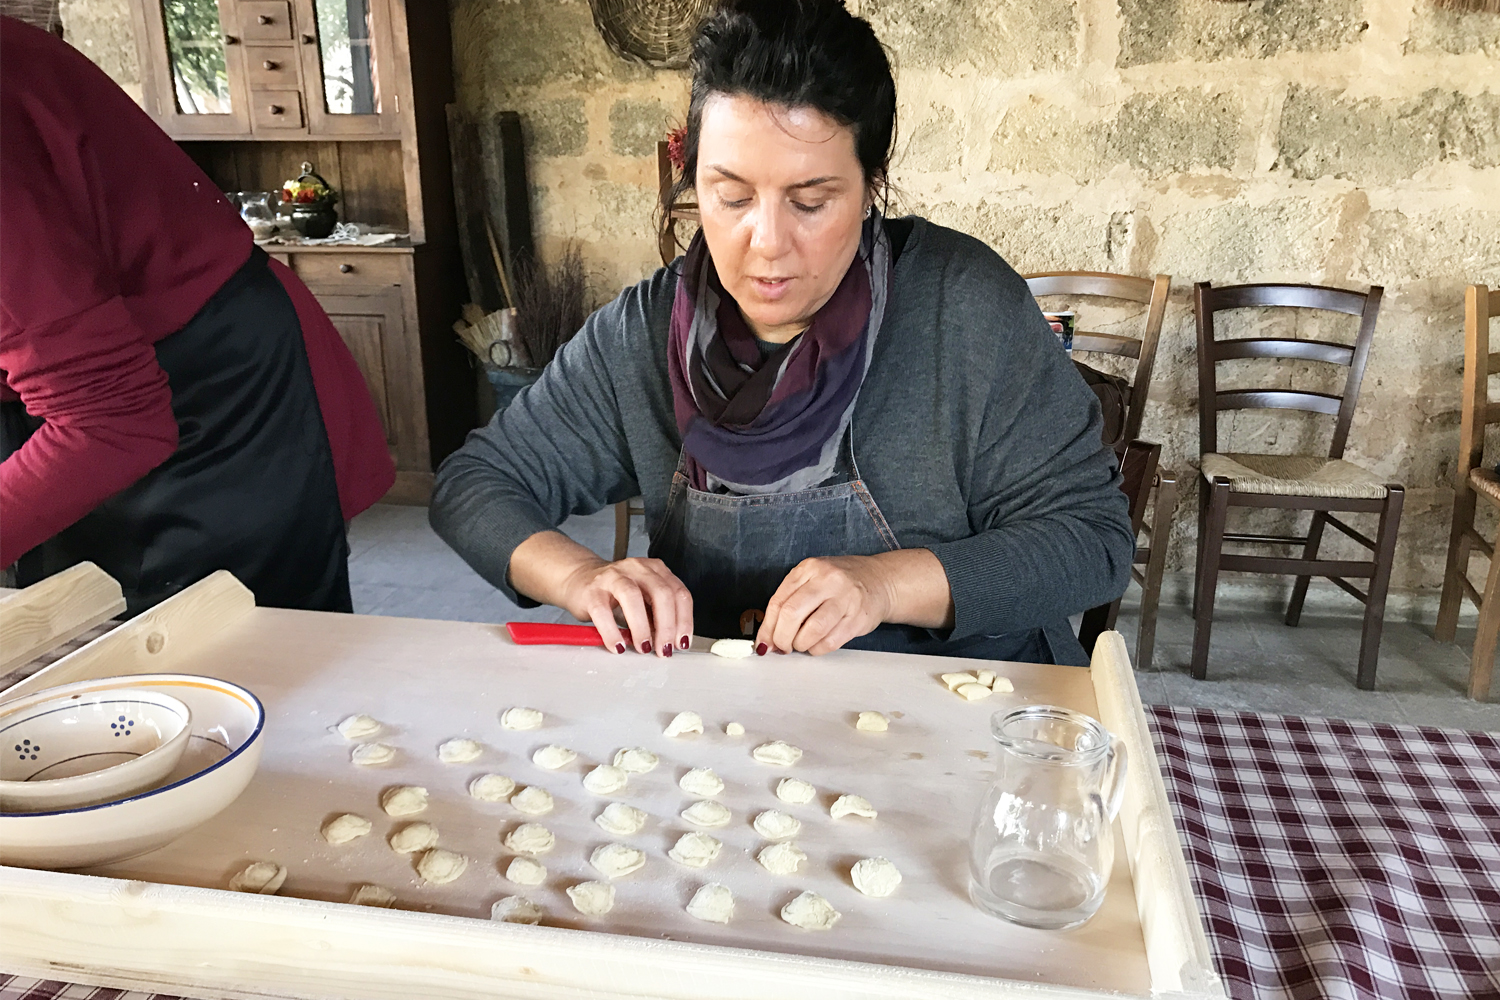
[238,192,277,241]
[968,705,1127,930]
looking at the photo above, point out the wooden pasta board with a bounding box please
[0,575,1223,1000]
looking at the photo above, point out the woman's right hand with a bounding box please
[560,556,694,657]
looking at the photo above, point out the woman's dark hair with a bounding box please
[666,0,897,216]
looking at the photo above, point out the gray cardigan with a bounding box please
[430,218,1134,664]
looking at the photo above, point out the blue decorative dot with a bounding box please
[127,720,134,727]
[22,740,30,746]
[115,732,121,737]
[111,723,118,729]
[118,716,126,722]
[12,745,19,752]
[29,754,36,760]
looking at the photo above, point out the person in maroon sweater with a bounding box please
[0,17,395,614]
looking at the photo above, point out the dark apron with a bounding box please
[649,429,1058,663]
[2,247,350,616]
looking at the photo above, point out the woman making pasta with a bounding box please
[432,0,1132,665]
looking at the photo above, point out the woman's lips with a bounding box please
[750,277,792,300]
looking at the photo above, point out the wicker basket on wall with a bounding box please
[587,0,716,68]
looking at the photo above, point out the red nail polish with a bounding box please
[642,640,653,654]
[755,643,767,656]
[615,642,626,654]
[680,635,691,649]
[663,644,673,657]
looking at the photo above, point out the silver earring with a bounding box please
[864,205,872,219]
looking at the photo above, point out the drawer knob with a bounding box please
[269,104,284,115]
[258,14,273,24]
[224,33,238,44]
[301,33,315,44]
[339,263,354,274]
[263,59,278,70]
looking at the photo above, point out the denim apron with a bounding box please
[649,429,1057,663]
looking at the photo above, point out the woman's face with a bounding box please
[694,93,871,342]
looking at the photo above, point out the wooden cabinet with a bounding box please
[131,0,473,504]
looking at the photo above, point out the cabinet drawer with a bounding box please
[294,254,406,287]
[247,46,299,88]
[240,1,293,41]
[251,90,304,130]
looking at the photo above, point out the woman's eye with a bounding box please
[718,196,750,209]
[792,202,824,215]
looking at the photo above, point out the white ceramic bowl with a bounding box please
[0,687,192,812]
[0,674,265,870]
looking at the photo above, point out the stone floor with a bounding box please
[349,504,1499,733]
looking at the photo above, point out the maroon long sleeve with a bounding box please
[1,18,394,565]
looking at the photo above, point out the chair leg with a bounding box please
[1469,537,1500,702]
[1355,486,1404,691]
[612,501,631,562]
[1190,478,1231,680]
[1193,479,1208,620]
[1286,511,1329,627]
[1137,476,1176,672]
[1436,486,1478,643]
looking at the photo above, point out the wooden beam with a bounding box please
[0,563,125,681]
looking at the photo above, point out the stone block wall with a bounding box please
[63,0,1500,595]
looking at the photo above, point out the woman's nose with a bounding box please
[747,202,791,258]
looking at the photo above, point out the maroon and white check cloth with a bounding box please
[1147,706,1500,1000]
[5,709,1498,1000]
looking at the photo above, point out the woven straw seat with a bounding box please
[1199,452,1389,500]
[1469,466,1500,507]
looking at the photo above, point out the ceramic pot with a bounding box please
[291,203,338,239]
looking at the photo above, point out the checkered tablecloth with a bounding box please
[4,708,1498,1000]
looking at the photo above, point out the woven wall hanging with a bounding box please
[587,0,717,68]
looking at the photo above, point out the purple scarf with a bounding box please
[667,213,892,493]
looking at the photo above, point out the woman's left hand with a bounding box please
[756,555,894,656]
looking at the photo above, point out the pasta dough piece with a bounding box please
[351,742,395,766]
[752,810,801,840]
[582,764,627,795]
[438,738,483,763]
[756,841,807,876]
[491,895,544,925]
[349,884,396,907]
[590,842,647,879]
[956,683,992,702]
[595,802,647,836]
[416,848,468,884]
[851,857,902,897]
[664,711,704,737]
[830,794,877,820]
[511,786,554,815]
[567,880,616,916]
[681,800,732,828]
[781,891,841,930]
[337,714,382,740]
[975,669,996,688]
[678,767,724,797]
[752,741,802,766]
[321,813,372,845]
[468,773,516,802]
[709,638,754,658]
[388,822,439,854]
[776,777,816,805]
[229,862,286,894]
[941,672,978,691]
[856,711,888,732]
[668,831,722,868]
[686,883,734,924]
[380,785,428,817]
[612,747,659,774]
[501,707,544,731]
[532,744,577,769]
[504,823,556,856]
[724,722,745,737]
[991,676,1015,693]
[505,856,547,886]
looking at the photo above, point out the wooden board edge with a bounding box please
[0,866,1147,1000]
[0,570,256,704]
[0,563,125,678]
[1089,632,1227,1000]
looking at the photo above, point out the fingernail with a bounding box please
[641,640,653,654]
[680,635,691,650]
[615,642,626,654]
[755,643,767,656]
[663,644,673,657]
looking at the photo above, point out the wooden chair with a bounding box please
[1192,282,1404,690]
[1025,271,1176,670]
[1079,440,1161,658]
[1434,284,1500,701]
